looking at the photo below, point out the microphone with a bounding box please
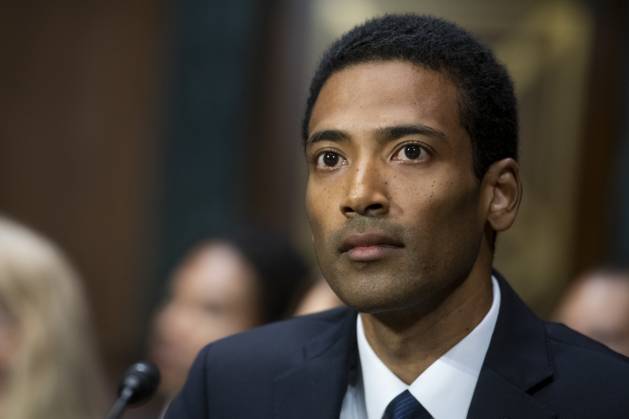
[105,361,160,419]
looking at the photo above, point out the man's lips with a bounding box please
[338,232,404,262]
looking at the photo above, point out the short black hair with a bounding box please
[302,14,518,178]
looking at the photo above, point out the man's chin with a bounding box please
[335,291,414,314]
[332,280,445,319]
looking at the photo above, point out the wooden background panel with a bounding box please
[0,1,164,377]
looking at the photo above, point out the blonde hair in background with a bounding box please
[0,216,107,419]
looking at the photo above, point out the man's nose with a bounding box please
[340,160,390,218]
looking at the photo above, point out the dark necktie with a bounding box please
[383,390,433,419]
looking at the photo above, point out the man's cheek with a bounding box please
[307,202,330,233]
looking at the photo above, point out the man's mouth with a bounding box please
[338,232,404,262]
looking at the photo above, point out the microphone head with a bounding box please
[118,361,161,406]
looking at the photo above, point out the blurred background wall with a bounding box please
[0,0,627,385]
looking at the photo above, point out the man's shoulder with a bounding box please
[165,308,355,419]
[545,320,629,368]
[496,273,629,374]
[538,321,629,415]
[198,307,354,373]
[545,320,629,367]
[486,276,629,418]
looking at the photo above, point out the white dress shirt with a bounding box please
[339,276,501,419]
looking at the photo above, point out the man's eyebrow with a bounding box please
[376,124,447,141]
[305,124,445,147]
[305,129,349,146]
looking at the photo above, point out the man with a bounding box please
[165,14,629,419]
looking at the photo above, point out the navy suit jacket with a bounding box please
[165,275,629,418]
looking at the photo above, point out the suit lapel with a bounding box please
[467,273,556,419]
[468,369,556,419]
[273,309,358,419]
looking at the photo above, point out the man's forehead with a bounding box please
[308,60,461,141]
[315,60,453,101]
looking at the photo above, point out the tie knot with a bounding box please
[383,390,433,419]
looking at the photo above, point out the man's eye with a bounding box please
[392,143,429,161]
[315,151,345,168]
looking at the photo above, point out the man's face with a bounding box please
[305,60,487,314]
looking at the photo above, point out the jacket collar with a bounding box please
[467,272,556,419]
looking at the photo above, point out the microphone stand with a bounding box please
[105,386,134,419]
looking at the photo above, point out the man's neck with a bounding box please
[360,265,494,384]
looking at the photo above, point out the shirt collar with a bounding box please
[356,276,501,419]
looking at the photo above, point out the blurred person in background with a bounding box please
[0,215,107,419]
[554,268,629,356]
[149,228,311,402]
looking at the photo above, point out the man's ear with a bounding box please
[481,158,522,232]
